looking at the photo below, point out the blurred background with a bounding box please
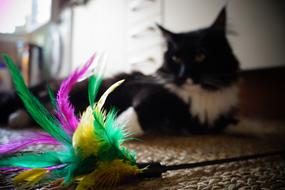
[0,0,284,120]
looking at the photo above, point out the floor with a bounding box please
[0,118,285,189]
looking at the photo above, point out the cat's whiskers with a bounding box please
[153,73,176,84]
[199,74,236,88]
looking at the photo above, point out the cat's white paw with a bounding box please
[116,107,144,137]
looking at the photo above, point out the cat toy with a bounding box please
[0,54,141,189]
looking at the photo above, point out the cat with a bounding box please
[70,8,240,135]
[99,8,239,135]
[0,8,240,135]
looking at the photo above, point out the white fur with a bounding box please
[116,107,144,136]
[166,79,238,125]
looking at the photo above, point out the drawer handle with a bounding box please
[130,0,156,12]
[131,26,156,38]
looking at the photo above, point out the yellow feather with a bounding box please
[72,106,99,157]
[13,168,49,186]
[73,79,125,158]
[76,159,141,190]
[96,79,125,111]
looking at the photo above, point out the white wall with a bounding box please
[164,0,226,32]
[72,0,127,76]
[164,0,285,70]
[227,0,285,70]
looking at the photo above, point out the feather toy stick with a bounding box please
[0,54,141,189]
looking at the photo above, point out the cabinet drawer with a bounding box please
[127,18,163,52]
[127,0,162,24]
[127,35,162,53]
[127,46,163,74]
[127,15,161,37]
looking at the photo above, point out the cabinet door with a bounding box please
[126,0,163,74]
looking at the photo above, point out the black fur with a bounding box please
[97,8,240,134]
[157,8,239,89]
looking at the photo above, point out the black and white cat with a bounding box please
[93,8,240,135]
[0,8,240,135]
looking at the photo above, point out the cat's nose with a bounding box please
[186,78,193,84]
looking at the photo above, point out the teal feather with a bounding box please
[2,54,71,145]
[88,75,102,108]
[0,152,62,168]
[48,150,97,184]
[47,84,57,111]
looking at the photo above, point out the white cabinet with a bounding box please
[127,0,162,25]
[72,0,163,76]
[126,0,164,74]
[71,0,285,76]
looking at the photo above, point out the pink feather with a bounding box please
[0,132,59,155]
[56,54,95,135]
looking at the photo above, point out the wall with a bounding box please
[239,68,285,120]
[164,0,285,70]
[72,0,127,76]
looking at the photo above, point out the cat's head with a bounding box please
[158,8,240,90]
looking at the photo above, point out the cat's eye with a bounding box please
[195,52,206,63]
[172,56,182,64]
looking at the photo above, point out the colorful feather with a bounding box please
[77,159,140,189]
[2,54,71,146]
[47,84,57,111]
[13,168,49,186]
[0,54,140,189]
[88,75,102,108]
[0,152,63,169]
[0,132,59,155]
[56,53,95,135]
[72,106,100,157]
[96,79,124,111]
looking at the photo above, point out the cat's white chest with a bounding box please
[166,81,239,125]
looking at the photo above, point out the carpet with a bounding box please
[0,118,285,189]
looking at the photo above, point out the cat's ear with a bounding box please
[157,24,178,47]
[211,7,226,32]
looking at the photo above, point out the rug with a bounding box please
[0,118,285,189]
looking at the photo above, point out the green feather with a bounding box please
[49,150,97,185]
[93,108,135,163]
[104,109,125,148]
[88,77,136,164]
[0,152,62,168]
[119,146,136,165]
[47,84,57,110]
[65,155,98,184]
[2,54,71,145]
[88,75,102,108]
